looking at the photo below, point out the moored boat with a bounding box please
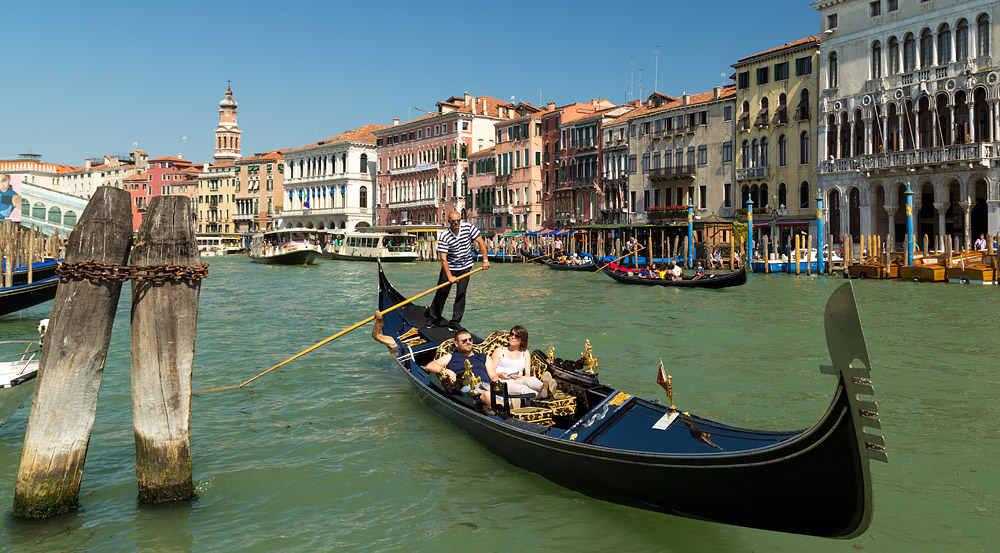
[601,263,747,289]
[197,234,243,257]
[325,231,418,262]
[542,258,596,271]
[0,338,42,427]
[376,263,885,538]
[0,275,59,316]
[249,229,320,265]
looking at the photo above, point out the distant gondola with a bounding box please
[0,276,59,317]
[376,262,885,538]
[601,264,747,289]
[542,258,596,271]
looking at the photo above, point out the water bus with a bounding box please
[249,229,320,265]
[196,234,243,257]
[323,231,419,262]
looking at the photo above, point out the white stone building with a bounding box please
[813,0,1000,245]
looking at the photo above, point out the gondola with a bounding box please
[5,260,59,286]
[601,264,747,289]
[377,262,885,538]
[518,248,549,263]
[0,276,59,317]
[485,252,523,263]
[541,258,596,271]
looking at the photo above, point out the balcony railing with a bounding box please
[819,142,999,174]
[382,197,439,210]
[736,166,770,180]
[281,206,371,217]
[648,165,695,181]
[390,161,439,176]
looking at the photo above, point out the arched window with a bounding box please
[360,154,368,173]
[920,29,933,68]
[21,199,29,215]
[888,37,900,74]
[938,24,952,64]
[359,186,368,208]
[32,202,45,220]
[977,14,990,57]
[48,206,61,223]
[903,33,916,72]
[741,185,750,209]
[741,140,750,169]
[828,52,839,88]
[760,137,769,166]
[778,134,788,167]
[797,88,810,121]
[800,131,810,164]
[957,19,969,61]
[778,182,787,209]
[751,139,759,167]
[64,210,77,228]
[799,181,810,209]
[872,41,882,78]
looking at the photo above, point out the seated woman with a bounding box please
[490,325,551,400]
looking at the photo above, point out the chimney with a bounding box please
[472,100,477,115]
[591,99,597,106]
[393,118,399,126]
[714,86,722,99]
[683,94,691,105]
[464,92,472,107]
[547,101,555,111]
[85,159,91,169]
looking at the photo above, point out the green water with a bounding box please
[1,257,997,552]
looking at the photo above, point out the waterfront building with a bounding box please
[812,0,1000,244]
[143,155,204,231]
[1,153,84,193]
[281,124,386,230]
[601,102,642,224]
[374,93,509,226]
[234,151,286,233]
[540,100,617,228]
[53,150,150,199]
[123,172,149,230]
[564,103,634,227]
[0,153,87,233]
[626,87,737,225]
[492,103,545,233]
[732,35,821,243]
[467,146,497,232]
[197,161,237,234]
[214,84,242,165]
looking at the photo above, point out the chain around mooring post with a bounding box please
[56,261,209,283]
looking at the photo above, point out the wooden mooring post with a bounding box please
[13,187,132,518]
[130,196,201,503]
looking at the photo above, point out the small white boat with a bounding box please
[325,231,419,262]
[249,229,320,265]
[0,339,42,427]
[197,234,243,257]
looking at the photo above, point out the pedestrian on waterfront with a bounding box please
[553,236,563,255]
[426,211,490,331]
[974,234,987,250]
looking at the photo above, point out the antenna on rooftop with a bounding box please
[654,43,661,93]
[629,54,635,102]
[638,69,643,101]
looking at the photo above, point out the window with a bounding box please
[643,190,650,210]
[652,152,660,170]
[698,145,707,166]
[903,33,915,72]
[756,66,769,85]
[827,13,838,30]
[888,37,900,73]
[956,20,969,61]
[738,71,750,89]
[938,24,952,64]
[724,105,733,121]
[799,181,810,209]
[978,14,990,57]
[699,185,707,209]
[641,153,650,172]
[722,141,732,163]
[359,186,368,208]
[630,123,636,137]
[799,131,810,164]
[869,1,880,16]
[775,61,788,81]
[664,151,672,168]
[795,56,812,76]
[628,155,636,172]
[686,147,695,167]
[778,134,787,166]
[828,52,838,88]
[760,137,768,165]
[887,0,897,11]
[920,29,933,68]
[872,41,883,78]
[724,183,732,208]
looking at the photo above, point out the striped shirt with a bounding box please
[437,221,481,271]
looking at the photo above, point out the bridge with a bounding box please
[20,183,89,236]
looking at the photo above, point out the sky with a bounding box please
[2,0,820,166]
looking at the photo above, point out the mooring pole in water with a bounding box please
[686,199,694,268]
[130,196,201,503]
[746,196,754,273]
[905,183,914,266]
[816,191,825,274]
[13,187,132,518]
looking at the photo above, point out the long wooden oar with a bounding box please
[523,252,548,263]
[201,266,486,393]
[583,246,645,280]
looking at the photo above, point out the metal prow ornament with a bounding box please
[581,339,598,375]
[656,358,674,409]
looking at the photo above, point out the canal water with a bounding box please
[1,256,997,552]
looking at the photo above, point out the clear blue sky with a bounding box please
[2,0,820,166]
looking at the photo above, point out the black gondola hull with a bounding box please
[0,276,59,316]
[602,266,747,288]
[542,259,596,271]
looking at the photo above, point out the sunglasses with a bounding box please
[449,219,461,223]
[458,338,473,343]
[508,333,519,339]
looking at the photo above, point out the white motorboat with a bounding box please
[249,229,320,265]
[325,231,419,262]
[0,340,41,427]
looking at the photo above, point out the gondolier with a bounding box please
[426,211,489,331]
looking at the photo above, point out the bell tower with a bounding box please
[214,81,242,163]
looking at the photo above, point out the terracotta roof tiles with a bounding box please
[735,35,820,65]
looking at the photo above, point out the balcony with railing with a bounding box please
[648,165,695,181]
[736,166,769,180]
[381,197,438,210]
[390,161,439,176]
[819,142,1000,174]
[861,57,992,94]
[573,138,597,150]
[281,206,372,217]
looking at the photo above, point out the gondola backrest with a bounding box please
[434,331,509,360]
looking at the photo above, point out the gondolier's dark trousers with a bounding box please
[428,267,471,325]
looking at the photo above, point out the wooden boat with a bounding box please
[0,339,41,427]
[0,275,59,317]
[3,259,59,286]
[601,264,747,289]
[542,258,596,271]
[377,263,885,538]
[324,231,419,262]
[484,252,523,263]
[249,229,320,265]
[519,248,549,263]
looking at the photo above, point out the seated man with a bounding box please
[669,262,684,281]
[692,261,706,280]
[424,329,498,412]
